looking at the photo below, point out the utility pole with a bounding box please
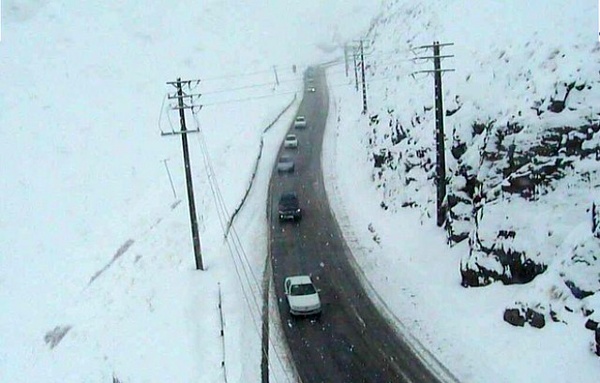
[163,78,204,270]
[353,47,359,91]
[413,41,455,227]
[344,44,349,77]
[359,40,368,115]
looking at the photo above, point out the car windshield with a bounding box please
[286,135,296,141]
[279,156,292,163]
[296,117,305,122]
[290,283,316,296]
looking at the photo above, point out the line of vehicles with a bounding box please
[276,116,306,174]
[277,69,322,318]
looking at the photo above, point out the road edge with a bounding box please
[320,67,461,383]
[261,96,303,383]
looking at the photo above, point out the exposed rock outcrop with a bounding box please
[596,328,600,356]
[461,230,546,287]
[503,308,526,327]
[503,304,546,329]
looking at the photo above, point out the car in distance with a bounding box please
[277,155,295,173]
[305,67,315,81]
[284,134,298,148]
[284,275,321,316]
[278,192,301,221]
[306,86,316,93]
[294,116,307,129]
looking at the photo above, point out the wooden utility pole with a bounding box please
[163,78,204,270]
[344,44,349,77]
[432,42,447,227]
[413,42,454,227]
[359,40,368,114]
[353,48,359,91]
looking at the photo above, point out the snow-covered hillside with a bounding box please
[2,0,599,382]
[325,0,600,382]
[0,1,378,382]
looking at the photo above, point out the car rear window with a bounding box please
[281,193,297,202]
[290,283,316,296]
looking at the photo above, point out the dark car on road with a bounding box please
[305,67,315,81]
[278,192,302,221]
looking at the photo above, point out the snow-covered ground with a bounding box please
[0,1,376,382]
[323,1,600,382]
[324,77,600,383]
[1,0,599,382]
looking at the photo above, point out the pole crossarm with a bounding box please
[168,92,202,100]
[352,39,372,50]
[160,128,200,136]
[414,42,454,49]
[170,104,203,111]
[411,69,456,75]
[413,55,454,60]
[166,79,201,86]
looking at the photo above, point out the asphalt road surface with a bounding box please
[268,68,449,383]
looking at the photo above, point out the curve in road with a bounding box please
[267,67,449,383]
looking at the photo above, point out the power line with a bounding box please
[158,54,422,112]
[183,45,414,84]
[201,89,299,106]
[200,68,275,82]
[194,128,276,379]
[164,71,405,110]
[156,54,432,120]
[191,112,293,382]
[202,77,301,96]
[199,58,417,99]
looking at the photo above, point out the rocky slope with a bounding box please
[356,0,600,355]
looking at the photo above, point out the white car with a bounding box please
[276,155,295,173]
[284,275,322,316]
[284,134,298,148]
[294,116,307,129]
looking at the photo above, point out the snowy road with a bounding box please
[267,68,449,383]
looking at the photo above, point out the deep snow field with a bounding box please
[0,1,377,381]
[1,0,599,382]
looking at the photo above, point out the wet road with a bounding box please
[267,68,449,383]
